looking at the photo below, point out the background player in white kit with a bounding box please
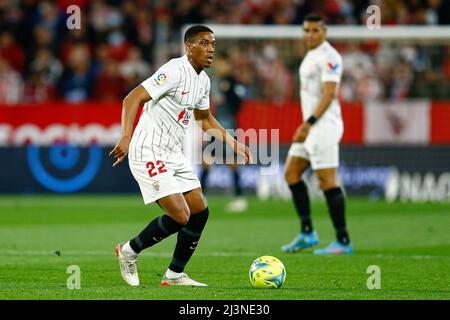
[281,14,353,254]
[109,25,252,287]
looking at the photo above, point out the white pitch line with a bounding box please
[2,250,258,257]
[2,250,450,260]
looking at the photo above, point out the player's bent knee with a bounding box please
[188,207,209,230]
[284,170,300,185]
[318,180,337,191]
[171,209,191,225]
[176,215,190,226]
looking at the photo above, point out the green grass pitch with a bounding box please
[0,195,449,300]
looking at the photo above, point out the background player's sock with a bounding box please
[324,187,350,244]
[200,168,209,193]
[289,180,313,233]
[168,208,209,273]
[233,168,243,196]
[129,215,185,254]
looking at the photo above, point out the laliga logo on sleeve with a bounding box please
[155,73,168,85]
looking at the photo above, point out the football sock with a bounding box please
[233,168,243,196]
[324,187,350,244]
[288,180,313,233]
[169,207,209,273]
[129,215,185,254]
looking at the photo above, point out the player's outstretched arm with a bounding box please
[293,81,337,142]
[194,108,253,164]
[109,85,151,168]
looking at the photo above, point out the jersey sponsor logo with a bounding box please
[177,109,191,125]
[327,63,339,73]
[155,73,168,85]
[178,110,186,122]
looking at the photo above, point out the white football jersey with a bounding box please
[299,41,343,128]
[129,55,210,162]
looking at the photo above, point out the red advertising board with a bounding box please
[1,100,449,145]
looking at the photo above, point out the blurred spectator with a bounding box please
[0,2,27,42]
[91,42,111,76]
[0,57,23,105]
[0,0,449,105]
[31,25,57,56]
[341,43,382,101]
[353,73,385,102]
[23,70,57,103]
[0,31,25,73]
[211,56,247,128]
[93,58,126,101]
[58,44,95,103]
[227,47,258,99]
[88,0,120,33]
[342,43,375,80]
[59,25,92,65]
[34,1,65,42]
[119,46,151,83]
[132,9,155,63]
[389,59,413,100]
[29,47,63,85]
[254,44,294,103]
[106,27,131,62]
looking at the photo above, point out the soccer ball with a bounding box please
[249,256,286,289]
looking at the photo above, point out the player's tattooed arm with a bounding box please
[293,81,336,142]
[194,109,253,164]
[110,85,152,167]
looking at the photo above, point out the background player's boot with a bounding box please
[161,272,208,287]
[115,242,139,286]
[281,231,319,253]
[225,197,248,213]
[313,241,353,255]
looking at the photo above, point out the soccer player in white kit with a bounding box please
[109,25,252,287]
[281,14,353,254]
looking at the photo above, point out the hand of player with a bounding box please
[109,135,131,168]
[235,141,253,165]
[293,123,311,143]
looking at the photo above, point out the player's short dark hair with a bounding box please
[304,13,325,25]
[184,25,214,43]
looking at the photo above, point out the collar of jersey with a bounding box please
[308,41,329,54]
[182,55,203,77]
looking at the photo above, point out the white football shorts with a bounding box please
[287,123,343,170]
[129,152,201,205]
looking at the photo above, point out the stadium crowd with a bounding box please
[0,0,449,105]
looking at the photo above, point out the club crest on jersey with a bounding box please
[177,109,191,125]
[152,181,160,191]
[327,63,339,73]
[154,73,167,85]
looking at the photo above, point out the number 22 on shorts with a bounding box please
[146,160,167,177]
